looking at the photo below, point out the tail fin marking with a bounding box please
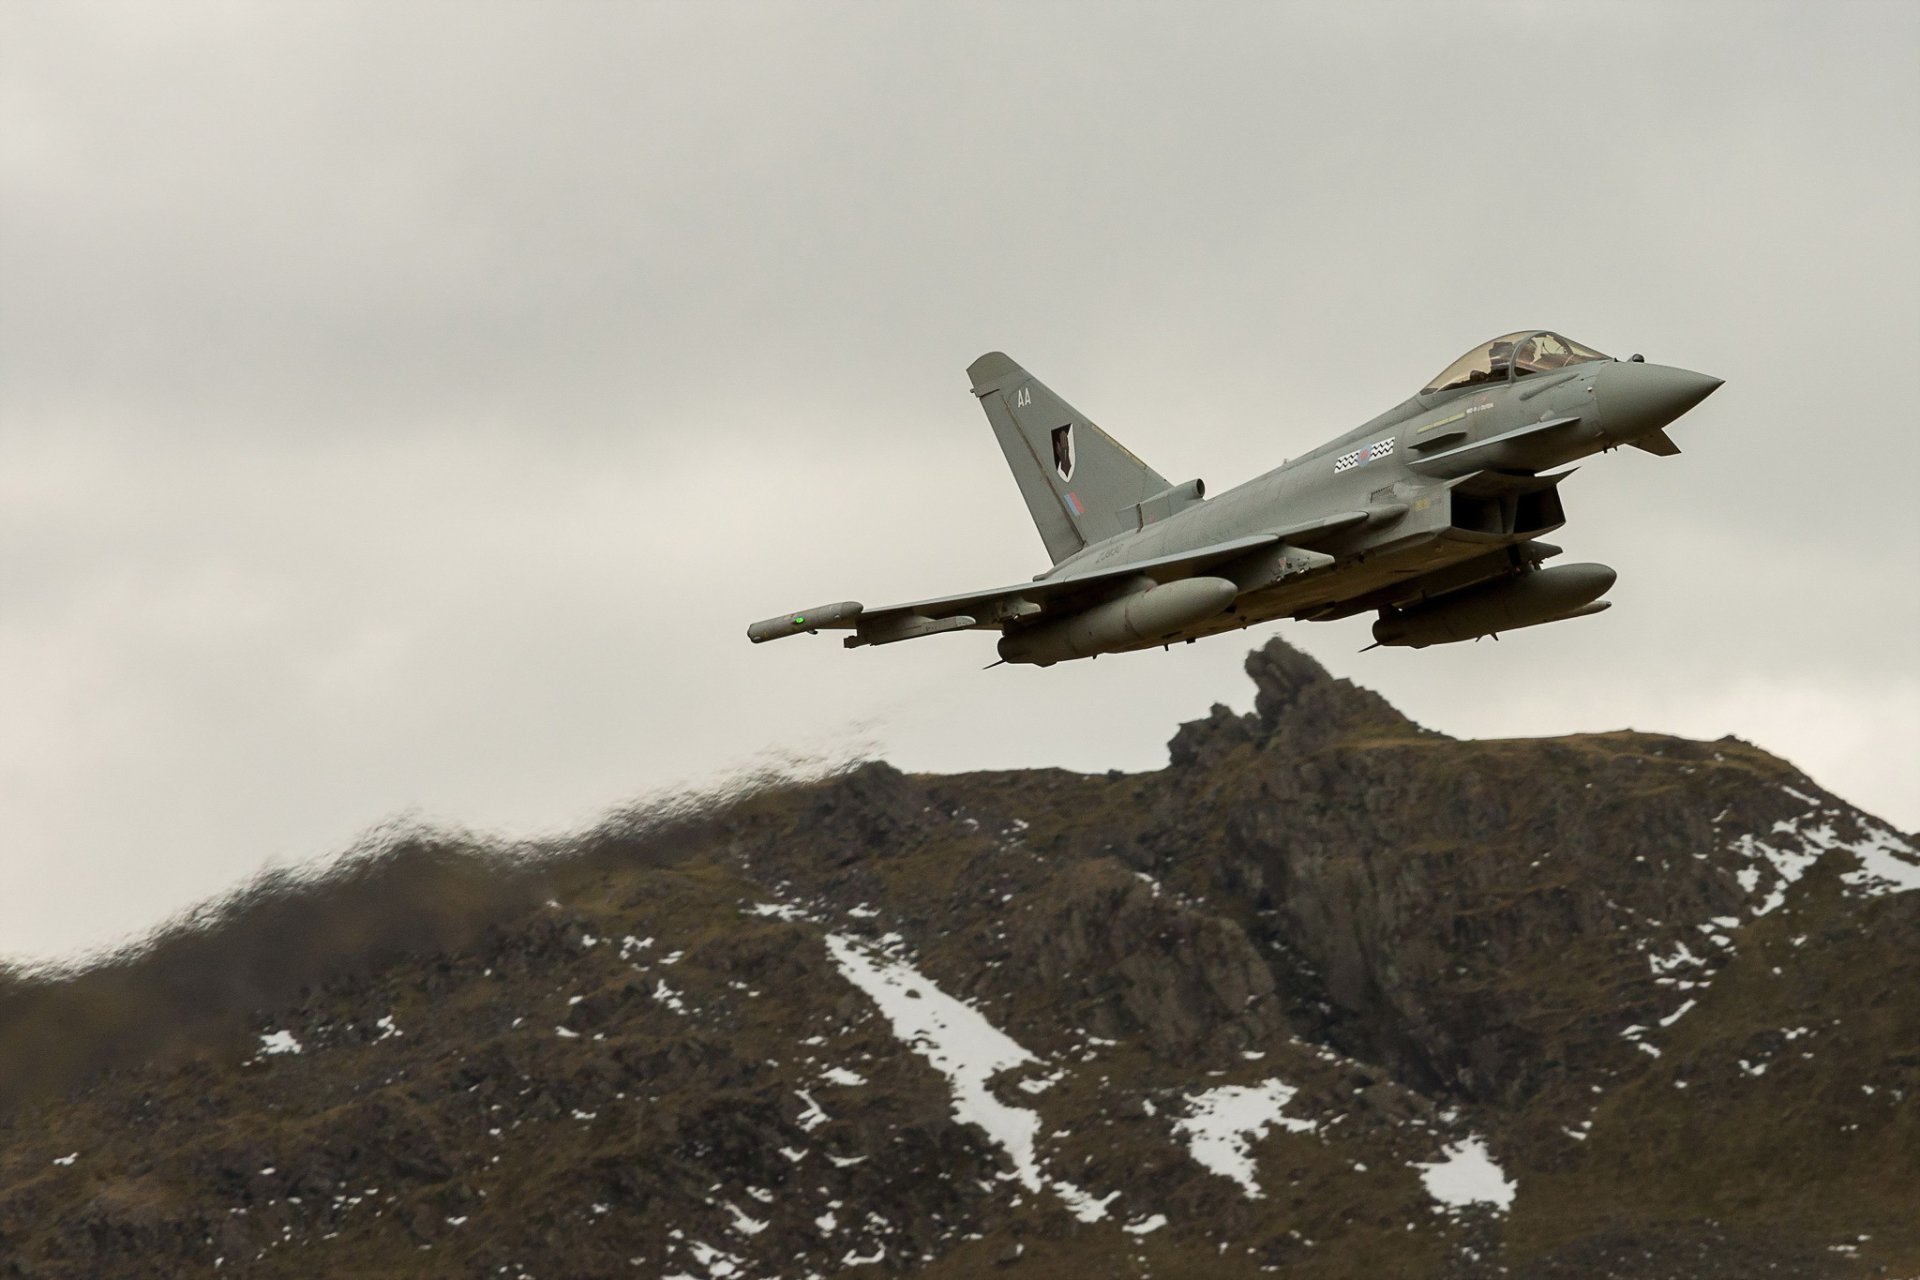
[967,352,1172,564]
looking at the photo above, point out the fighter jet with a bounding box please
[748,332,1721,665]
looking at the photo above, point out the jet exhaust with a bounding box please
[998,577,1239,666]
[1372,563,1616,649]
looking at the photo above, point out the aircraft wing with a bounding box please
[749,533,1283,649]
[749,507,1395,650]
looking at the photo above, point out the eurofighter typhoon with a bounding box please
[748,332,1722,665]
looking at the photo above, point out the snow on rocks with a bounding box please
[1415,1137,1516,1213]
[823,932,1114,1222]
[1839,821,1920,896]
[257,1030,302,1056]
[1657,998,1698,1029]
[1635,798,1918,1059]
[1016,1069,1066,1096]
[724,1202,768,1236]
[684,1239,743,1277]
[1647,938,1710,984]
[1729,822,1829,917]
[1733,801,1920,916]
[1174,1079,1318,1198]
[794,1090,830,1133]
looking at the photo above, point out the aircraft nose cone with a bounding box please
[1599,362,1724,442]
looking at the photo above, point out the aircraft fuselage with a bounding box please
[1037,356,1718,651]
[747,332,1722,663]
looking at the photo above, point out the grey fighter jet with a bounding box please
[748,332,1721,664]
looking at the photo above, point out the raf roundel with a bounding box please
[1333,438,1396,475]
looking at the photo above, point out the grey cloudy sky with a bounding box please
[4,3,1916,963]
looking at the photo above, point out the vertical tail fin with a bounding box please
[967,352,1172,564]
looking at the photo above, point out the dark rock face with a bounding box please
[1146,645,1813,1107]
[1003,860,1285,1058]
[3,636,1917,1279]
[1242,637,1432,750]
[1167,641,1426,771]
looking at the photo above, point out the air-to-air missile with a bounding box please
[748,332,1721,665]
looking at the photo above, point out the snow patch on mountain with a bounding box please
[1174,1079,1318,1198]
[1730,817,1831,917]
[1840,822,1920,896]
[823,933,1114,1222]
[257,1030,302,1056]
[1416,1137,1516,1212]
[1735,800,1920,915]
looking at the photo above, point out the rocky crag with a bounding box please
[2,638,1916,1279]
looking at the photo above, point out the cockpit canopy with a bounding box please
[1421,331,1610,396]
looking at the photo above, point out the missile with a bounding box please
[747,601,863,644]
[998,576,1239,666]
[1372,563,1615,648]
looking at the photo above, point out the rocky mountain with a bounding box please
[2,637,1916,1279]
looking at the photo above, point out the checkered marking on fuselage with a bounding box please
[1333,437,1396,474]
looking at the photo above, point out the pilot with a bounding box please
[1486,340,1516,378]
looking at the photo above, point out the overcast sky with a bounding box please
[4,3,1916,963]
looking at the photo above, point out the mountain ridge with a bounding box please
[2,637,1915,1278]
